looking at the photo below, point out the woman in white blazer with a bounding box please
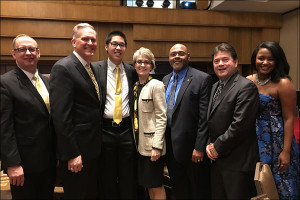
[132,47,167,200]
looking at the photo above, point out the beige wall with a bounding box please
[280,9,300,90]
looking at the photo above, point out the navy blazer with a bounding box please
[162,67,212,163]
[1,67,56,173]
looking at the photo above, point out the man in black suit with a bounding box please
[92,31,138,199]
[206,43,259,199]
[0,34,56,199]
[162,44,212,199]
[49,23,102,199]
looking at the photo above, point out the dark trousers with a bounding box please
[165,128,211,200]
[211,163,256,199]
[60,158,100,199]
[10,165,56,199]
[99,118,137,199]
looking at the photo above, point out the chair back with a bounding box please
[254,162,279,200]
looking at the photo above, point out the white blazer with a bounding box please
[137,79,167,156]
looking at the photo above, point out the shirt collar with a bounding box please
[107,58,124,73]
[73,51,88,67]
[18,66,38,81]
[172,66,189,80]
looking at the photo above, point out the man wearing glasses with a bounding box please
[93,31,138,199]
[0,34,56,199]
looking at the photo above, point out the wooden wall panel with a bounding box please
[1,1,281,27]
[133,41,220,61]
[133,25,229,42]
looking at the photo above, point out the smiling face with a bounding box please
[255,48,275,78]
[169,44,190,73]
[213,51,238,81]
[12,36,40,73]
[72,27,97,62]
[105,35,126,66]
[135,55,153,80]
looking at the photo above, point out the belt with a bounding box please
[103,117,131,127]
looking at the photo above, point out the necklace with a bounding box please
[256,74,271,86]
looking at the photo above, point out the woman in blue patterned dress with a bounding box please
[247,41,300,200]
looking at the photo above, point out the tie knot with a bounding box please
[32,74,38,81]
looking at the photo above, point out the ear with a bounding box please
[234,59,239,68]
[71,38,76,48]
[11,50,16,59]
[105,45,108,52]
[36,48,41,59]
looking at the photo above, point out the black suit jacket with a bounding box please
[162,67,212,163]
[0,67,55,173]
[50,53,102,161]
[92,60,138,119]
[207,71,259,171]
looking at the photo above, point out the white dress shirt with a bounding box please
[103,58,130,119]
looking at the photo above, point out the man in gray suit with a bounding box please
[206,43,259,199]
[162,44,212,199]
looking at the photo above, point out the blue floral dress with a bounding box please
[256,94,300,200]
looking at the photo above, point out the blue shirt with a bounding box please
[166,67,189,108]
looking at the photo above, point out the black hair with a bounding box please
[105,30,127,46]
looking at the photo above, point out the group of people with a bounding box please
[0,22,299,200]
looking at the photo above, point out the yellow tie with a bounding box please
[33,75,50,113]
[114,66,122,124]
[86,64,100,100]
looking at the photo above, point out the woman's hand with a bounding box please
[151,149,161,161]
[277,150,290,172]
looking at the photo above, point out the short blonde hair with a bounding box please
[72,23,96,39]
[133,47,156,70]
[12,34,38,49]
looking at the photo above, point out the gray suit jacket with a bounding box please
[162,67,212,163]
[207,71,259,171]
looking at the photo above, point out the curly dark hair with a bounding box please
[251,41,291,82]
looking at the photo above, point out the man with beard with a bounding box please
[92,31,138,199]
[162,44,212,199]
[50,23,102,199]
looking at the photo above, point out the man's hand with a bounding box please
[206,143,219,161]
[68,155,83,173]
[192,149,204,163]
[7,165,24,186]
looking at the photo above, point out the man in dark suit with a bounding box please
[0,34,56,199]
[162,44,212,199]
[49,23,102,199]
[206,43,259,199]
[92,31,138,199]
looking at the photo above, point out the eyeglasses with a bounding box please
[110,42,126,48]
[14,47,39,53]
[136,60,151,66]
[170,51,186,57]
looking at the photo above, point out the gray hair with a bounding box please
[133,47,156,70]
[72,23,96,39]
[13,34,38,49]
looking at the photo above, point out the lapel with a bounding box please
[98,60,108,104]
[207,82,218,119]
[14,67,49,113]
[209,71,239,117]
[72,54,99,101]
[162,73,172,90]
[173,67,193,113]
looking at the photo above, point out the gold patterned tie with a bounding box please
[114,66,122,124]
[86,64,100,100]
[32,75,50,113]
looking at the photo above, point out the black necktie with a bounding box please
[167,74,178,127]
[212,82,224,107]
